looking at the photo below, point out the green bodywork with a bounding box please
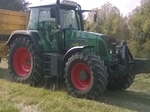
[27,3,111,62]
[65,30,111,61]
[36,29,111,61]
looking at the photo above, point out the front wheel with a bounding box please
[8,37,44,86]
[107,73,135,91]
[64,52,108,99]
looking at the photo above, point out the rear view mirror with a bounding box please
[50,7,56,18]
[94,13,97,22]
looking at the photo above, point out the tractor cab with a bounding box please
[27,0,85,52]
[28,0,83,31]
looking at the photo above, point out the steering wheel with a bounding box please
[38,21,53,32]
[63,24,76,30]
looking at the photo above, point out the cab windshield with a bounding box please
[60,9,80,30]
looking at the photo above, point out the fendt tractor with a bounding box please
[5,0,150,99]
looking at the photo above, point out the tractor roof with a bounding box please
[29,1,56,8]
[29,1,78,9]
[30,4,75,9]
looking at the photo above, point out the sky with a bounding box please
[28,0,141,16]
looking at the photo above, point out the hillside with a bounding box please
[0,60,150,112]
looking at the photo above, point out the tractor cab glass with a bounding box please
[38,7,56,30]
[28,6,80,30]
[28,6,58,51]
[28,8,39,30]
[60,9,79,30]
[60,0,82,30]
[28,7,56,30]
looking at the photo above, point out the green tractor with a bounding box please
[6,0,150,99]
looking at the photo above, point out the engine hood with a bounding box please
[65,30,102,49]
[65,30,116,50]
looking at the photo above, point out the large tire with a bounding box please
[8,37,44,86]
[107,73,135,91]
[64,52,108,99]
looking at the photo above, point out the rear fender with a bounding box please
[60,45,94,77]
[6,30,43,51]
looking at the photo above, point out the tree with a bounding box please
[0,0,30,11]
[85,2,131,41]
[127,0,150,58]
[128,0,150,42]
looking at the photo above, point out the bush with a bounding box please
[127,39,150,59]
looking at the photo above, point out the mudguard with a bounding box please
[6,30,43,51]
[60,45,94,77]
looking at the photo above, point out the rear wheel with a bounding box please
[8,37,44,86]
[64,52,108,99]
[107,73,135,91]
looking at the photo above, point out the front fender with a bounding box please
[60,45,94,77]
[6,30,43,51]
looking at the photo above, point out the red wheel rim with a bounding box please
[71,63,91,90]
[13,47,31,77]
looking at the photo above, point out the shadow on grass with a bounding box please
[41,78,150,112]
[0,67,150,112]
[35,77,150,112]
[0,68,10,80]
[96,90,150,112]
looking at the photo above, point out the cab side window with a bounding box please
[38,7,56,30]
[28,8,39,30]
[38,7,58,50]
